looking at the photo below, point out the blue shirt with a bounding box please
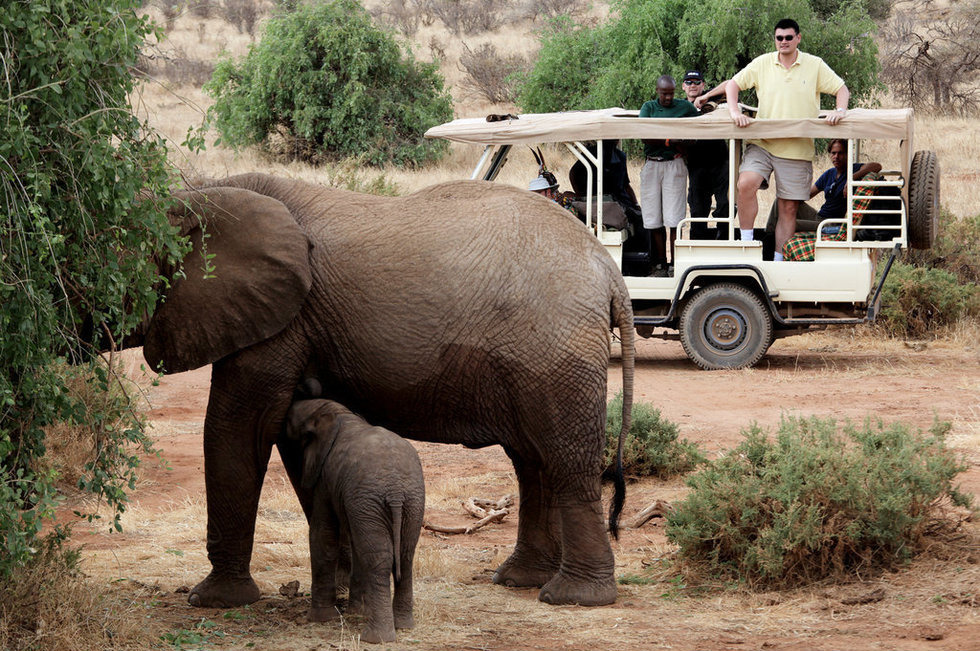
[815,163,863,220]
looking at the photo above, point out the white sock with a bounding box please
[740,228,754,241]
[774,252,784,261]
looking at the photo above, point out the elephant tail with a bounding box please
[608,285,634,540]
[388,498,404,583]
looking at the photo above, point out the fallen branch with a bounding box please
[423,494,514,535]
[463,494,515,518]
[630,499,673,528]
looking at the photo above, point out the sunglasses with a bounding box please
[683,79,702,85]
[775,34,796,41]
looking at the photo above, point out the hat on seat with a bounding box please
[528,175,557,191]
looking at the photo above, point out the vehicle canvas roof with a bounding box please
[425,107,914,145]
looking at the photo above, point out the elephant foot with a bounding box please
[394,612,415,630]
[188,573,261,608]
[360,624,396,644]
[492,552,560,588]
[538,571,618,606]
[309,605,342,622]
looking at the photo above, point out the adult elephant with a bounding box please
[140,173,634,608]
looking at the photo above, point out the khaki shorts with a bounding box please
[640,158,688,228]
[739,144,812,200]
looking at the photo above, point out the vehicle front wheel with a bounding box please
[679,283,773,370]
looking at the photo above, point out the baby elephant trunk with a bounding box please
[389,498,403,583]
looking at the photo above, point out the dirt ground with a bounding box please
[75,332,980,650]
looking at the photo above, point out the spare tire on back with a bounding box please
[908,150,939,249]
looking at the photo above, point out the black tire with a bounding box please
[908,150,940,250]
[679,283,773,370]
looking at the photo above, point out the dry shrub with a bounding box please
[517,0,590,21]
[135,47,216,88]
[153,0,184,31]
[429,0,506,35]
[370,0,432,36]
[188,0,215,18]
[0,540,152,651]
[880,0,980,114]
[458,42,528,103]
[223,0,259,37]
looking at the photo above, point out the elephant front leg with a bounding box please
[189,354,301,608]
[492,454,562,588]
[188,417,265,607]
[309,514,342,622]
[538,498,617,606]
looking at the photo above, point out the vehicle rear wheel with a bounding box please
[679,283,773,370]
[908,150,940,250]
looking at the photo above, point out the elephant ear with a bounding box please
[144,187,312,373]
[302,412,342,493]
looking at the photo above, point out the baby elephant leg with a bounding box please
[355,551,396,644]
[309,516,342,622]
[392,552,415,630]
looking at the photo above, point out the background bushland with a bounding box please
[516,0,883,113]
[877,210,980,338]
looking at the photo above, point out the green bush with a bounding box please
[1,0,182,578]
[908,210,980,286]
[666,417,972,587]
[517,0,882,115]
[205,0,453,167]
[877,261,980,338]
[605,393,706,479]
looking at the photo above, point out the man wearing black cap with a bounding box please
[681,70,731,240]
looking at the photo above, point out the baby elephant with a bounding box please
[286,399,425,644]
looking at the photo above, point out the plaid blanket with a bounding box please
[783,173,882,262]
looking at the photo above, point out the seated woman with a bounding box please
[782,139,882,261]
[765,139,881,238]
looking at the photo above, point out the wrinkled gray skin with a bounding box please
[286,398,423,644]
[137,173,634,608]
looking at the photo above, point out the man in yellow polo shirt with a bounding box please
[724,18,850,260]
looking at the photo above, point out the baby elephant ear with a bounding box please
[144,187,312,373]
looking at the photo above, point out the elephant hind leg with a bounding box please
[392,550,416,629]
[492,451,562,589]
[538,500,617,606]
[354,551,397,644]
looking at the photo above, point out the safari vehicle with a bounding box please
[425,107,939,369]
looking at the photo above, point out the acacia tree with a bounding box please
[0,0,184,575]
[880,0,980,113]
[517,0,883,113]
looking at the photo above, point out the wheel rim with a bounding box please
[701,306,748,352]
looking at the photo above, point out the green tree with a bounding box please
[206,0,453,167]
[0,0,184,577]
[518,0,883,113]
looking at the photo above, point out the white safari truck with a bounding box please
[425,107,939,369]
